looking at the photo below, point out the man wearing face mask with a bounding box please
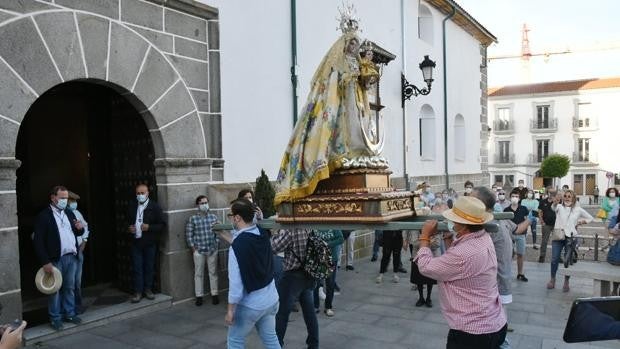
[33,185,85,330]
[504,189,531,282]
[514,179,529,201]
[67,191,89,314]
[496,190,510,210]
[127,184,165,303]
[463,180,474,196]
[186,195,220,306]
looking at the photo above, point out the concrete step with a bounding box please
[24,294,172,345]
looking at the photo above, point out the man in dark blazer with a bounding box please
[33,185,85,331]
[127,183,166,303]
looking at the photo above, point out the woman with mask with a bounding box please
[415,197,507,348]
[186,195,220,306]
[548,190,592,292]
[521,189,540,250]
[601,187,619,230]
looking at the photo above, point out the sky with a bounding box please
[457,0,620,87]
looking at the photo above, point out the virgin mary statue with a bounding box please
[274,9,386,206]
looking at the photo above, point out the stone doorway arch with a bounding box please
[0,8,216,322]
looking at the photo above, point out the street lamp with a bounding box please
[401,55,436,106]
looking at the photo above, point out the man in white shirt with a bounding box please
[67,191,89,314]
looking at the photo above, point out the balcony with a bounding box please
[572,152,598,165]
[530,118,558,133]
[494,153,515,165]
[493,120,514,134]
[572,117,598,131]
[527,153,548,164]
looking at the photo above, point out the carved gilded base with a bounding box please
[276,190,416,223]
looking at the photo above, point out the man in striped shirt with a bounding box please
[415,196,507,349]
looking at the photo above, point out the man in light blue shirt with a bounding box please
[225,199,280,349]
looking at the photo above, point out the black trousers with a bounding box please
[446,323,507,349]
[380,230,402,273]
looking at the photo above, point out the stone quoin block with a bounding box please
[164,8,207,42]
[129,25,173,53]
[55,0,119,19]
[148,80,195,127]
[160,250,194,300]
[121,0,163,31]
[108,22,150,92]
[199,113,221,158]
[208,51,220,112]
[166,54,208,90]
[174,37,208,60]
[132,49,179,108]
[207,21,219,50]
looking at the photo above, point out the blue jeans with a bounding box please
[49,254,78,321]
[273,255,284,287]
[74,251,84,309]
[131,242,156,293]
[608,215,618,229]
[276,270,318,348]
[372,230,383,258]
[551,239,569,279]
[529,216,538,243]
[227,301,281,349]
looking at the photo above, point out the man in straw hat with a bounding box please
[414,196,507,349]
[33,185,85,331]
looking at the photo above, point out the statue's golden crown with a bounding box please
[338,3,360,34]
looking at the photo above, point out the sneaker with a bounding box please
[50,320,63,331]
[195,296,203,306]
[346,265,355,271]
[324,309,335,317]
[212,295,220,305]
[517,274,528,282]
[371,255,377,262]
[532,245,539,250]
[144,289,155,300]
[425,299,433,308]
[130,293,142,303]
[375,274,383,284]
[392,274,400,283]
[334,290,341,296]
[318,287,326,300]
[415,298,425,307]
[63,316,82,325]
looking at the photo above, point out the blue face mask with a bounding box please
[68,202,78,211]
[56,198,68,210]
[137,194,147,203]
[447,221,455,232]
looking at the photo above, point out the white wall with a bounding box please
[203,0,487,184]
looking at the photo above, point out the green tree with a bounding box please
[255,169,276,218]
[540,154,570,188]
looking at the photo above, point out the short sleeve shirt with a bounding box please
[538,199,556,226]
[504,205,529,225]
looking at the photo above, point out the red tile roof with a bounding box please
[488,77,620,97]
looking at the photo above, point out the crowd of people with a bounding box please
[12,179,612,349]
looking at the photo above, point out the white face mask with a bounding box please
[510,197,519,205]
[56,198,68,210]
[498,194,505,200]
[610,192,617,198]
[435,198,443,205]
[518,184,524,188]
[199,203,209,212]
[465,188,472,194]
[527,193,533,199]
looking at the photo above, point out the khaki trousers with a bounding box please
[193,250,218,297]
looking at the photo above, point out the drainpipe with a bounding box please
[400,0,410,190]
[290,0,299,127]
[442,2,456,190]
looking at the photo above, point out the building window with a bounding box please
[536,139,549,162]
[577,138,590,162]
[496,107,510,131]
[498,141,511,163]
[419,104,435,160]
[494,175,514,188]
[418,4,433,44]
[536,105,550,128]
[454,114,465,161]
[577,102,591,127]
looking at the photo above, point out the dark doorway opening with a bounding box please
[16,81,157,325]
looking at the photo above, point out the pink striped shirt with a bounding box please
[416,230,506,334]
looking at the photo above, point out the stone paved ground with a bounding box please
[25,260,618,349]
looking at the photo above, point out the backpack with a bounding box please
[292,231,335,279]
[607,239,620,266]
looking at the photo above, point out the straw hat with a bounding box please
[35,266,63,295]
[442,196,493,225]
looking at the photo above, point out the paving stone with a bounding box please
[108,22,149,93]
[34,12,85,81]
[76,14,109,80]
[0,18,61,95]
[44,332,135,349]
[55,0,119,19]
[121,0,162,30]
[164,8,206,42]
[133,48,178,108]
